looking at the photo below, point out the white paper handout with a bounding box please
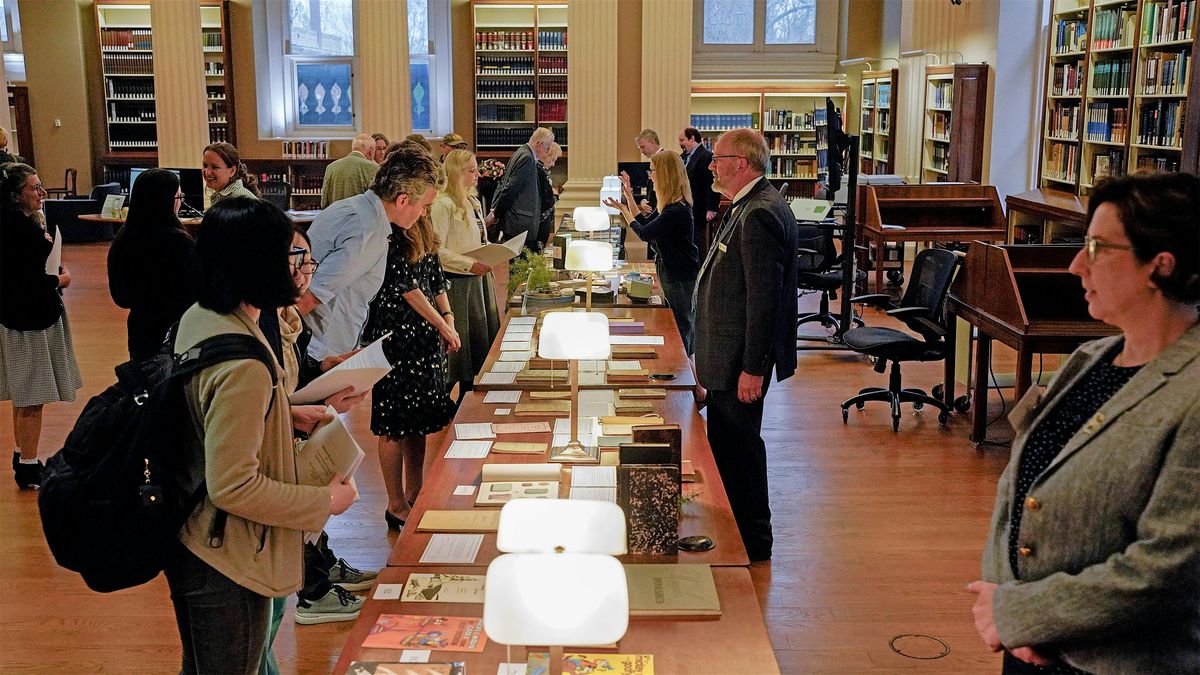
[445,440,493,459]
[465,231,527,268]
[45,227,62,275]
[490,361,525,373]
[484,390,522,404]
[508,316,537,326]
[479,372,517,385]
[289,332,393,404]
[419,534,484,564]
[571,466,617,487]
[454,423,496,440]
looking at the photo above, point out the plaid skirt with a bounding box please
[0,312,83,407]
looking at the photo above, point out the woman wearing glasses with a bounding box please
[107,168,202,361]
[969,172,1200,674]
[0,163,82,489]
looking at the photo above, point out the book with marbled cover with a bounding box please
[617,465,680,554]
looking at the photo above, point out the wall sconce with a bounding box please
[839,57,901,70]
[900,49,965,64]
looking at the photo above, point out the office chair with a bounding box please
[259,180,292,212]
[45,168,79,199]
[795,209,866,343]
[840,247,959,431]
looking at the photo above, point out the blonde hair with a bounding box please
[441,149,479,214]
[718,128,769,174]
[0,127,8,149]
[651,150,692,208]
[635,128,660,145]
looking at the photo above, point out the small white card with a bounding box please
[491,361,525,373]
[508,316,537,326]
[505,324,534,335]
[445,440,492,459]
[609,335,665,345]
[484,390,522,404]
[498,665,528,675]
[500,341,532,351]
[399,650,431,663]
[480,372,517,385]
[499,351,531,361]
[494,408,512,416]
[419,533,484,564]
[373,583,405,600]
[454,484,477,496]
[455,423,496,440]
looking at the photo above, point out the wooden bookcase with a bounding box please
[689,84,849,199]
[472,1,568,160]
[242,158,334,210]
[919,63,990,183]
[95,1,235,189]
[859,69,898,175]
[1039,0,1198,195]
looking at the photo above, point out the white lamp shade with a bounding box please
[599,176,623,214]
[496,499,627,555]
[537,312,611,360]
[564,240,614,273]
[484,553,629,647]
[572,206,610,232]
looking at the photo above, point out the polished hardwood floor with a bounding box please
[0,241,1035,673]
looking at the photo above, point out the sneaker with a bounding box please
[327,558,378,591]
[294,585,363,625]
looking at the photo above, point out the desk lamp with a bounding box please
[485,500,629,675]
[565,240,614,310]
[538,311,610,462]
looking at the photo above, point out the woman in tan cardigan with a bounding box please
[430,149,500,396]
[170,197,356,674]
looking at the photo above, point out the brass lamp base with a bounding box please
[548,440,600,464]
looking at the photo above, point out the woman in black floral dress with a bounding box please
[364,214,461,529]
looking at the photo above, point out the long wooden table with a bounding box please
[333,566,780,675]
[387,390,748,568]
[473,308,696,391]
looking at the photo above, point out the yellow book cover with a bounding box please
[416,510,501,533]
[527,652,654,675]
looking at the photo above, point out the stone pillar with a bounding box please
[640,0,692,154]
[151,0,209,168]
[359,0,412,139]
[558,0,619,212]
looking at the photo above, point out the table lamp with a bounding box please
[599,176,623,214]
[485,500,629,675]
[572,206,610,239]
[538,311,610,462]
[565,239,614,310]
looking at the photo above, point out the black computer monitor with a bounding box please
[617,161,651,201]
[824,97,850,195]
[128,167,204,212]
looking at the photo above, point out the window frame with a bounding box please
[692,0,839,78]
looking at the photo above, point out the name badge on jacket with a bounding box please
[717,242,728,253]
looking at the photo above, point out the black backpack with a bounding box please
[38,334,277,593]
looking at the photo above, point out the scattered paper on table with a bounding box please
[490,361,526,373]
[508,316,537,326]
[579,390,615,404]
[445,440,492,459]
[497,665,527,675]
[579,401,616,418]
[399,650,431,663]
[454,423,496,440]
[494,408,512,416]
[609,335,664,345]
[454,485,477,496]
[419,534,484,564]
[577,371,606,386]
[500,340,532,351]
[479,372,517,385]
[373,583,404,600]
[504,324,534,335]
[499,351,531,361]
[493,421,552,434]
[569,486,617,502]
[607,360,642,370]
[571,465,617,487]
[484,390,522,404]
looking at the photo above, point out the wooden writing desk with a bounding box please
[388,391,748,567]
[333,566,780,675]
[857,184,1007,292]
[474,308,696,391]
[945,242,1117,443]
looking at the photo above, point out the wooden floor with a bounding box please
[1,242,1031,674]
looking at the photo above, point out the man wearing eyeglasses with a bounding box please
[484,127,554,250]
[693,128,798,563]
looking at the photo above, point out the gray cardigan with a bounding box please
[981,322,1200,674]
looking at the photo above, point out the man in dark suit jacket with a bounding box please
[486,127,554,250]
[693,128,798,562]
[678,126,719,248]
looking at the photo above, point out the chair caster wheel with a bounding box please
[841,408,849,424]
[953,396,971,413]
[913,402,924,411]
[938,411,950,426]
[932,384,945,400]
[855,402,865,411]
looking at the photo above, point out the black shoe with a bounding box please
[385,510,406,530]
[14,457,45,490]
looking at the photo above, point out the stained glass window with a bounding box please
[295,62,354,127]
[410,59,431,132]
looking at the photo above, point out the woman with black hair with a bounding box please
[0,162,82,490]
[107,168,202,361]
[169,196,356,674]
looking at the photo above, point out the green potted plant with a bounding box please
[508,253,572,306]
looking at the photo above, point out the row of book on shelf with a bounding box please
[1054,18,1087,55]
[472,30,568,51]
[1092,58,1132,96]
[102,53,153,75]
[1053,60,1084,96]
[100,28,152,50]
[690,113,756,131]
[767,157,817,179]
[1085,102,1129,143]
[1141,0,1194,44]
[1137,98,1187,146]
[476,56,533,75]
[764,108,815,131]
[928,80,954,109]
[1140,50,1190,94]
[1093,5,1137,49]
[1045,141,1079,183]
[476,79,535,99]
[1049,102,1081,140]
[928,110,951,141]
[282,140,330,159]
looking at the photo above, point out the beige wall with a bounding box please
[451,0,473,145]
[153,0,209,168]
[19,0,96,192]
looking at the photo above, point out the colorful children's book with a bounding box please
[361,614,487,652]
[347,663,465,675]
[401,573,486,603]
[527,652,654,675]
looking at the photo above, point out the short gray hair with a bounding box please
[529,127,555,146]
[351,133,375,154]
[635,128,660,146]
[720,128,769,174]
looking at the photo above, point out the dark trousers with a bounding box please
[658,271,696,356]
[166,544,269,675]
[1002,651,1089,674]
[707,383,773,561]
[300,530,337,602]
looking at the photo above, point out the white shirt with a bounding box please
[730,175,765,205]
[303,190,392,359]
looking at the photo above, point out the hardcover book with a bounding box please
[361,614,487,652]
[476,463,562,505]
[347,662,465,675]
[630,424,682,472]
[416,510,501,533]
[527,652,654,675]
[618,464,680,555]
[401,573,486,603]
[624,563,721,616]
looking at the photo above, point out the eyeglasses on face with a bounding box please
[1083,235,1135,263]
[27,183,47,194]
[711,154,746,161]
[294,260,319,274]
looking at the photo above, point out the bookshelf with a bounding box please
[689,84,849,198]
[201,1,235,146]
[859,69,898,175]
[919,63,990,183]
[472,1,568,160]
[1038,0,1198,196]
[97,3,157,154]
[243,158,333,209]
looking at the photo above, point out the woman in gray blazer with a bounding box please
[969,172,1199,675]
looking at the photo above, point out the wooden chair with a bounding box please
[45,168,79,199]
